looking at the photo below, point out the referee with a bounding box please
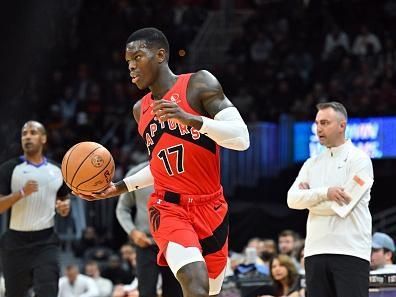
[0,120,70,297]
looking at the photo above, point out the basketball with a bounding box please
[61,141,115,195]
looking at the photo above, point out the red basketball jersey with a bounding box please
[137,73,221,195]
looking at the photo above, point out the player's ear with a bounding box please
[41,134,47,145]
[157,48,166,63]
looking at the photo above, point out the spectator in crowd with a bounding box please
[259,255,303,297]
[352,25,382,57]
[58,264,99,297]
[322,24,350,60]
[278,230,298,258]
[112,244,139,297]
[288,101,374,297]
[84,260,113,297]
[259,239,277,269]
[370,232,396,274]
[120,243,137,279]
[102,254,133,285]
[72,226,101,258]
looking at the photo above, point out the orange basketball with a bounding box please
[61,142,115,195]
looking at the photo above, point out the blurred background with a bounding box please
[1,0,396,272]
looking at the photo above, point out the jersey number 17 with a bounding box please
[157,144,185,176]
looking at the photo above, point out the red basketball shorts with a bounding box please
[147,187,229,279]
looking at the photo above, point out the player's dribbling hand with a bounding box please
[327,186,351,206]
[151,99,193,125]
[72,182,118,201]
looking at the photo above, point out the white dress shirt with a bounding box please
[288,140,373,261]
[371,264,396,275]
[58,274,99,297]
[92,276,113,297]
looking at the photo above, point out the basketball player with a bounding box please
[76,27,250,296]
[0,120,70,297]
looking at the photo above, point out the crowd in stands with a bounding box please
[223,0,396,122]
[44,226,395,297]
[1,1,396,295]
[12,0,392,175]
[0,0,393,174]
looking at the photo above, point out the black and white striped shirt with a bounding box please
[0,156,69,231]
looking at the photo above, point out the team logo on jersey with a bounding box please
[91,155,104,168]
[170,93,180,103]
[149,206,160,232]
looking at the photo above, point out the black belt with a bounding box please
[163,191,181,204]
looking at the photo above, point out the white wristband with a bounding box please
[123,165,154,192]
[20,188,25,197]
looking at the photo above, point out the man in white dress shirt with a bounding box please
[85,260,113,297]
[288,102,374,297]
[58,264,99,297]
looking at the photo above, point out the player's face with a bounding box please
[125,40,161,90]
[315,108,346,148]
[21,123,46,155]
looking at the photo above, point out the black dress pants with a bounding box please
[305,254,369,297]
[136,244,182,297]
[0,228,60,297]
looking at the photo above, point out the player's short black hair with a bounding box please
[126,27,169,59]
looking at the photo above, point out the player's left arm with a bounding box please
[152,70,250,151]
